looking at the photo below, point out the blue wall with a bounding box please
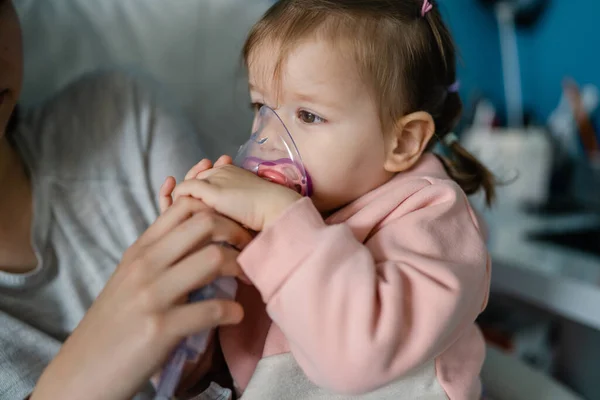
[441,1,505,117]
[443,0,598,123]
[518,0,598,121]
[270,0,598,123]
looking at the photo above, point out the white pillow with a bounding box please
[15,0,272,158]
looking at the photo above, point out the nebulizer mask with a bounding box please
[154,106,310,399]
[234,105,312,196]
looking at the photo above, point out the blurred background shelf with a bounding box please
[486,206,600,330]
[491,257,600,331]
[480,203,600,399]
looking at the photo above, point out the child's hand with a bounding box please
[173,164,302,232]
[159,156,233,214]
[159,176,177,214]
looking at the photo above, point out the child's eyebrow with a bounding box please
[292,91,340,110]
[249,81,342,111]
[294,92,320,104]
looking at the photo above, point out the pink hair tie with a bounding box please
[421,0,433,17]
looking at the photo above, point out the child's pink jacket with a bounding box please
[220,154,491,399]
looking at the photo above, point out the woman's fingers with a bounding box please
[185,159,213,181]
[159,176,176,214]
[135,197,210,250]
[165,299,244,338]
[141,211,220,274]
[143,207,253,274]
[150,244,242,307]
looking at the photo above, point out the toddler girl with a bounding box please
[164,1,493,398]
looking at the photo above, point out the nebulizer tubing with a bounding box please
[154,253,238,400]
[154,105,310,399]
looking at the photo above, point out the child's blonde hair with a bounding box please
[243,0,496,205]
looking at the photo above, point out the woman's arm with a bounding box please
[29,71,207,213]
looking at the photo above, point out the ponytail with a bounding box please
[442,140,497,206]
[417,6,496,206]
[435,93,496,207]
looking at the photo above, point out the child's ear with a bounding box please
[383,111,435,173]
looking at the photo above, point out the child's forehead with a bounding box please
[248,39,364,98]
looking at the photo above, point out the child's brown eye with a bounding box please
[299,111,316,123]
[298,110,325,124]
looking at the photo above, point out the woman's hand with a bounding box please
[31,197,252,400]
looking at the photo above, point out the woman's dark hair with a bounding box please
[243,0,496,205]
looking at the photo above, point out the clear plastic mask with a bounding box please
[234,105,312,196]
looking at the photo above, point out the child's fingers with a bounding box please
[159,197,172,215]
[214,155,233,168]
[185,159,213,181]
[160,176,176,197]
[159,177,176,214]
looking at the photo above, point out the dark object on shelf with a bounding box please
[521,199,589,217]
[528,227,600,257]
[478,299,558,374]
[477,0,550,28]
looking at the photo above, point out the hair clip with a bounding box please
[421,0,433,17]
[448,81,461,93]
